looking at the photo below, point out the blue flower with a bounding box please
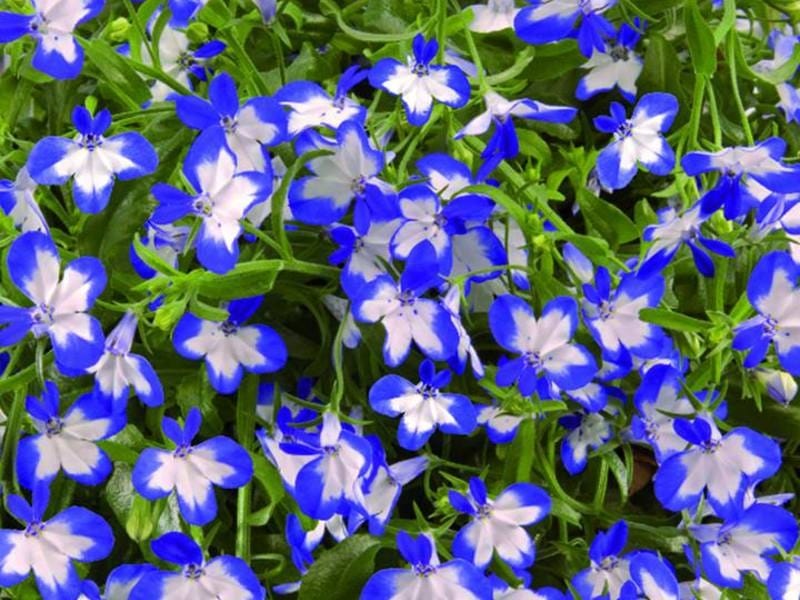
[103,564,157,599]
[455,91,576,171]
[577,21,645,102]
[593,93,678,190]
[0,0,104,79]
[369,359,477,451]
[150,129,271,273]
[581,267,667,366]
[329,218,399,298]
[489,294,597,397]
[276,65,369,136]
[175,71,287,172]
[129,532,264,599]
[85,311,164,410]
[173,296,287,394]
[514,0,617,57]
[0,482,114,600]
[283,412,372,520]
[360,531,492,600]
[27,106,158,214]
[640,203,735,278]
[131,407,253,525]
[572,521,632,599]
[768,557,800,600]
[352,241,459,367]
[16,381,125,489]
[732,251,800,374]
[0,231,106,371]
[368,34,471,127]
[620,553,680,600]
[477,404,524,444]
[559,411,612,475]
[691,503,798,589]
[682,138,800,220]
[0,167,49,233]
[257,408,319,497]
[288,120,395,226]
[450,477,550,569]
[653,417,781,519]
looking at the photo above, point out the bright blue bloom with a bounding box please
[0,482,114,600]
[691,503,798,589]
[131,407,253,525]
[455,91,576,173]
[653,417,781,519]
[477,404,524,444]
[640,203,735,278]
[168,0,206,26]
[0,231,106,371]
[682,139,800,220]
[352,241,459,367]
[175,71,287,172]
[369,359,477,451]
[572,521,632,600]
[257,408,318,497]
[0,167,48,233]
[288,120,394,227]
[732,252,800,374]
[416,152,476,199]
[129,221,189,280]
[173,296,287,394]
[577,21,644,102]
[593,93,678,190]
[282,412,372,520]
[620,553,680,600]
[559,411,612,475]
[489,294,597,397]
[581,267,667,366]
[0,352,8,376]
[450,477,550,569]
[369,34,471,127]
[768,557,800,600]
[390,183,496,275]
[329,217,399,298]
[103,564,157,599]
[27,106,158,214]
[360,531,492,600]
[276,65,368,136]
[514,0,617,57]
[16,381,124,489]
[150,129,271,273]
[129,532,264,599]
[0,0,104,79]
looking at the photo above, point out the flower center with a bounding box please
[412,62,430,77]
[764,316,779,338]
[220,320,238,337]
[477,503,493,519]
[24,521,45,538]
[413,563,437,577]
[598,300,615,320]
[31,304,55,336]
[699,438,721,454]
[193,195,214,216]
[184,563,205,579]
[351,176,367,195]
[609,44,630,62]
[598,555,619,571]
[45,417,63,437]
[417,383,439,400]
[614,120,634,140]
[525,351,543,370]
[398,290,416,306]
[221,115,238,133]
[80,133,103,151]
[177,52,197,70]
[174,444,193,458]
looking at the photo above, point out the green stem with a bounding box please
[726,31,754,145]
[705,77,722,147]
[687,76,705,151]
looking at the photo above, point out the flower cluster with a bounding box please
[1,0,800,599]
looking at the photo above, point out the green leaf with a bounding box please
[194,260,283,299]
[575,190,639,247]
[684,0,717,76]
[639,308,713,332]
[713,0,737,46]
[83,39,151,108]
[298,535,382,600]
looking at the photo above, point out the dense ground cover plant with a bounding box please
[3,0,800,598]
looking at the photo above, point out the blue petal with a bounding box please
[150,183,195,224]
[369,374,416,418]
[596,140,637,190]
[131,448,173,500]
[209,72,240,117]
[49,506,114,561]
[0,12,32,43]
[514,5,578,45]
[151,531,203,566]
[174,95,219,130]
[489,294,534,354]
[108,132,159,180]
[26,137,78,185]
[32,35,84,79]
[126,354,165,407]
[193,436,254,488]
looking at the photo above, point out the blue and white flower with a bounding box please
[0,231,106,370]
[514,0,617,57]
[369,34,470,127]
[16,381,125,489]
[352,241,459,367]
[27,106,158,214]
[257,408,318,497]
[768,557,800,600]
[288,120,393,226]
[732,252,800,374]
[329,217,399,297]
[489,294,597,397]
[150,129,271,273]
[103,564,157,600]
[577,21,644,102]
[582,268,667,365]
[593,93,678,190]
[85,311,163,410]
[450,477,551,569]
[640,203,735,278]
[0,167,49,233]
[173,296,287,394]
[0,0,104,79]
[283,412,372,520]
[360,531,492,600]
[559,411,613,475]
[131,407,253,526]
[175,71,287,172]
[682,138,800,220]
[653,418,781,519]
[369,359,478,451]
[572,521,632,600]
[622,553,680,600]
[466,0,520,33]
[0,482,114,600]
[477,404,524,444]
[129,532,264,599]
[691,503,798,588]
[755,367,798,405]
[276,66,368,136]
